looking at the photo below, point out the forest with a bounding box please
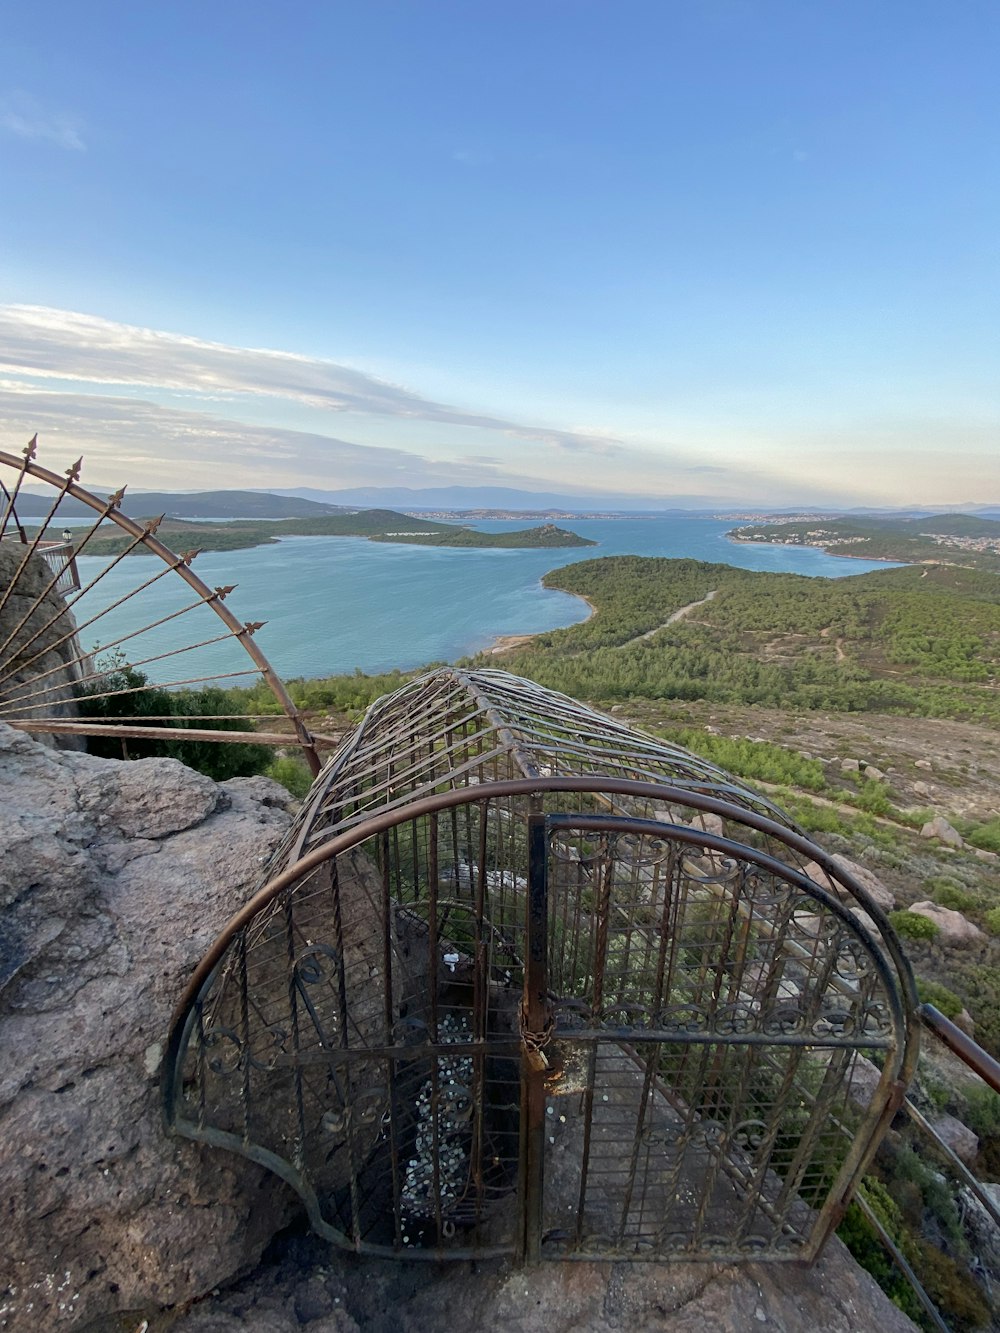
[461,556,1000,725]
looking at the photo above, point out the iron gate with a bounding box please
[164,781,915,1264]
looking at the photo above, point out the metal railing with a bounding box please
[35,538,81,593]
[855,1004,1000,1333]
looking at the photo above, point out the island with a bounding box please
[51,510,597,557]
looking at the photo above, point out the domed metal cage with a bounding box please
[164,668,919,1264]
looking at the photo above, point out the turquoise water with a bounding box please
[73,517,900,684]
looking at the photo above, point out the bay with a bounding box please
[72,517,900,684]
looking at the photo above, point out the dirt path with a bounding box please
[623,589,718,646]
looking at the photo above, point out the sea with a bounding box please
[72,517,899,685]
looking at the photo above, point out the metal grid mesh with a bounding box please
[165,668,918,1264]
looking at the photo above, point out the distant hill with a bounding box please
[729,512,1000,570]
[259,485,734,512]
[13,489,352,520]
[62,510,594,556]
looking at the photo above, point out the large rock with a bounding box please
[168,1234,920,1333]
[800,853,895,914]
[0,542,85,750]
[927,1113,979,1165]
[908,901,986,946]
[920,816,963,848]
[0,723,296,1332]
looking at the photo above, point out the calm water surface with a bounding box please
[73,518,899,683]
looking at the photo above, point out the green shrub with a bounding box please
[985,907,1000,936]
[942,963,1000,1059]
[843,777,893,817]
[889,910,941,942]
[836,1188,924,1326]
[77,664,272,781]
[915,977,963,1020]
[961,1084,1000,1140]
[926,877,976,911]
[265,754,314,799]
[966,819,1000,854]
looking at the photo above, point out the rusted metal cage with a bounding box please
[164,668,919,1264]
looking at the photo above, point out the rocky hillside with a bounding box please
[0,725,296,1331]
[0,724,920,1332]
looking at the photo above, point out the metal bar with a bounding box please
[920,1004,1000,1093]
[852,1190,950,1333]
[0,491,128,662]
[903,1097,1000,1231]
[8,720,294,746]
[0,437,35,542]
[0,529,180,690]
[0,455,81,623]
[521,813,548,1263]
[0,445,320,773]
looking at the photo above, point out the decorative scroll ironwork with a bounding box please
[0,437,319,770]
[165,669,918,1263]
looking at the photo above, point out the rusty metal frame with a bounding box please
[0,438,320,772]
[164,669,921,1267]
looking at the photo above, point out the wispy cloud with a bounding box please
[0,385,540,492]
[0,305,620,455]
[0,93,85,151]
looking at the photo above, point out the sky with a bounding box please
[1,2,998,508]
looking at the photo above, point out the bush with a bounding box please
[984,907,1000,936]
[966,819,1000,853]
[926,877,976,912]
[77,665,273,781]
[961,1084,1000,1140]
[915,977,963,1020]
[889,909,941,942]
[265,754,315,799]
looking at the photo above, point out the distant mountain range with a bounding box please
[11,489,353,520]
[11,483,1000,522]
[261,486,1000,519]
[259,485,733,512]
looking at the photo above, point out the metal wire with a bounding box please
[164,669,919,1265]
[0,439,319,771]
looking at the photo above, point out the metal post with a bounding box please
[521,812,549,1262]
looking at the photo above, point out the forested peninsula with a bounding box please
[57,510,595,556]
[729,512,1000,571]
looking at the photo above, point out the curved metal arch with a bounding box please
[274,665,816,875]
[166,775,921,1033]
[0,437,320,772]
[163,775,920,1264]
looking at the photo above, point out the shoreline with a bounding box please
[725,533,909,565]
[487,593,596,655]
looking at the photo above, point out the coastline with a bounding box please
[487,593,596,655]
[725,533,909,565]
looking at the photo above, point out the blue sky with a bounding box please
[1,2,997,506]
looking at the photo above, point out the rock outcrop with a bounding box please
[800,853,895,914]
[167,1231,920,1333]
[0,724,295,1331]
[920,815,964,848]
[0,722,921,1333]
[0,542,85,750]
[908,900,987,946]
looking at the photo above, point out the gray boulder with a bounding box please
[0,724,296,1331]
[927,1113,980,1165]
[800,853,895,914]
[920,816,963,848]
[908,901,986,946]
